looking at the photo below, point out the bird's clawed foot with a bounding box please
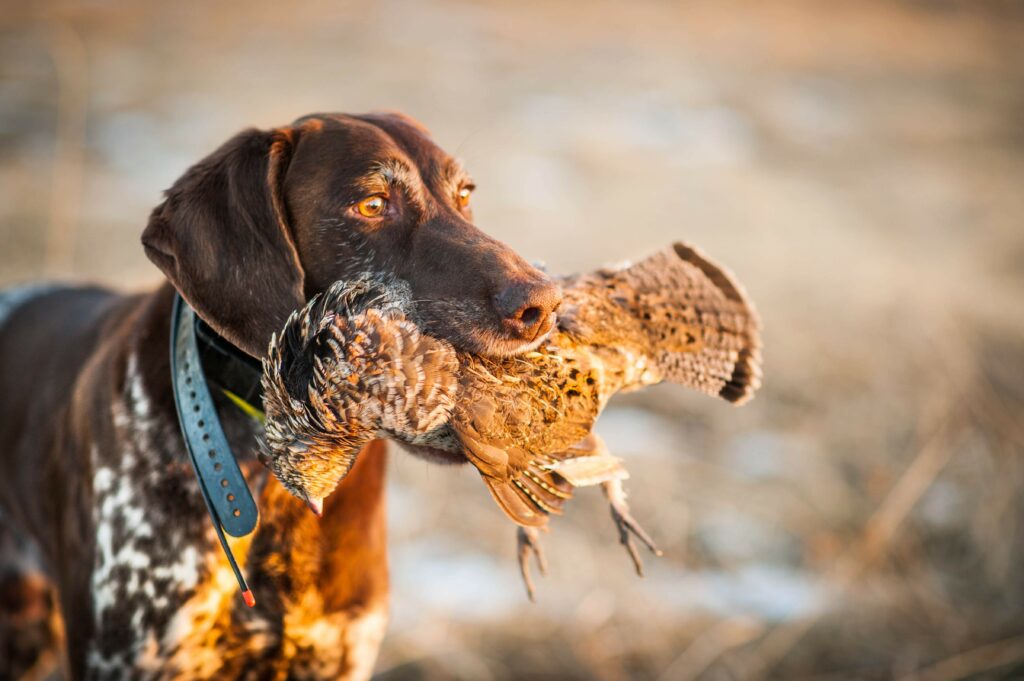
[603,478,662,576]
[516,525,548,602]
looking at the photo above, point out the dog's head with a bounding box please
[142,112,561,359]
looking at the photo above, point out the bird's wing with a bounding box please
[477,457,562,528]
[470,429,626,527]
[456,401,577,528]
[477,457,576,528]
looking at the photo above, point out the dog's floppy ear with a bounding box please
[142,127,304,358]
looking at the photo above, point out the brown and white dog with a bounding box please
[0,112,562,680]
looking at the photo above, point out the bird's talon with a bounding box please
[517,526,547,601]
[604,479,661,576]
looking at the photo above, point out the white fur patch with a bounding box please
[88,353,208,675]
[344,607,389,681]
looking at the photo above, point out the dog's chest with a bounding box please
[84,355,386,680]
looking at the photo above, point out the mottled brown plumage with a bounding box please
[261,276,459,514]
[261,242,762,570]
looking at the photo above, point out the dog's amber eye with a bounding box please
[355,195,387,218]
[457,186,473,209]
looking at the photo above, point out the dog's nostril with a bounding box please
[518,306,542,326]
[493,279,562,338]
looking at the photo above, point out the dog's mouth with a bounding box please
[414,300,558,359]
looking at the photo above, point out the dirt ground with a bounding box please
[2,0,1024,679]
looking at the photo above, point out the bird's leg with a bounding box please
[551,432,663,576]
[516,525,548,602]
[603,476,663,576]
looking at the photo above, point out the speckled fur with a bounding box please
[0,285,390,680]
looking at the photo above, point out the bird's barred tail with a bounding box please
[562,242,763,404]
[647,242,762,404]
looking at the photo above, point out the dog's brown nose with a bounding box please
[493,280,563,340]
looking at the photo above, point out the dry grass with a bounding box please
[2,0,1023,679]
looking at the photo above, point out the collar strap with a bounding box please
[194,316,265,416]
[170,293,260,607]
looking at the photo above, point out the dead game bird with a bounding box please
[261,242,761,591]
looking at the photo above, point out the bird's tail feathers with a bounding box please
[654,242,762,404]
[563,241,762,405]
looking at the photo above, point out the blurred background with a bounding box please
[2,0,1024,679]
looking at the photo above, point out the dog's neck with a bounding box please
[87,283,389,677]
